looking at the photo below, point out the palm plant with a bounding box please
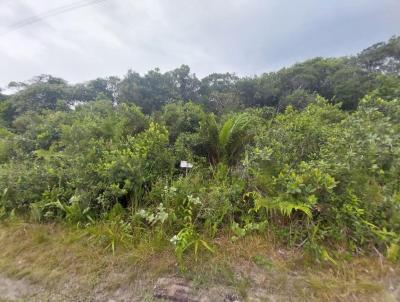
[217,112,257,165]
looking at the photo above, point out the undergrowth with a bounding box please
[0,97,400,265]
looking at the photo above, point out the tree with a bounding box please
[168,65,201,102]
[280,89,318,110]
[73,76,120,103]
[4,78,71,122]
[117,68,177,113]
[200,73,242,114]
[357,36,400,75]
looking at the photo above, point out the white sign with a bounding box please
[180,161,193,168]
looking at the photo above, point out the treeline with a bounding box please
[1,36,399,122]
[0,36,399,261]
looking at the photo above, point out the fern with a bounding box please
[46,196,91,224]
[249,192,313,218]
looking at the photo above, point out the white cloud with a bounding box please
[0,0,399,86]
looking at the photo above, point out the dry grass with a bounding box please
[0,222,399,301]
[0,221,176,301]
[181,234,400,301]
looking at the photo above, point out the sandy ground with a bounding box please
[0,275,38,301]
[1,270,400,302]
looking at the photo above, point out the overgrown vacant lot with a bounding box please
[1,37,400,301]
[0,222,399,302]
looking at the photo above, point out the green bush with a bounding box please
[1,90,399,262]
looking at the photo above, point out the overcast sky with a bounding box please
[1,0,399,87]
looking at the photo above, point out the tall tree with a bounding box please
[357,36,400,75]
[168,65,201,102]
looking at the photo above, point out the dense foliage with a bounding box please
[1,37,400,262]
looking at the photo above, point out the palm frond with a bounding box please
[218,113,254,164]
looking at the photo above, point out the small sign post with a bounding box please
[180,160,193,176]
